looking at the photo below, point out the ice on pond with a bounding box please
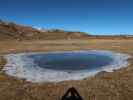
[3,50,130,83]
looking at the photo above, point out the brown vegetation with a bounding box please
[0,39,133,100]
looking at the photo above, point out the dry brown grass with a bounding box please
[0,39,133,100]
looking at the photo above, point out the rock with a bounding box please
[96,71,107,76]
[0,56,6,70]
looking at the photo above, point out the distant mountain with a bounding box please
[0,19,89,40]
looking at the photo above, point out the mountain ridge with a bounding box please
[0,19,89,40]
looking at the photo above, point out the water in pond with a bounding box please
[3,50,130,83]
[28,53,113,71]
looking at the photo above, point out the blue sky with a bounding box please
[0,0,133,35]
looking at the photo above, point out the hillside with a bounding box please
[0,20,89,40]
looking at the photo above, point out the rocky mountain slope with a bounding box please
[0,20,89,40]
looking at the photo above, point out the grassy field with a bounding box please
[0,39,133,100]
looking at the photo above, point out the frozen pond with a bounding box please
[3,50,130,83]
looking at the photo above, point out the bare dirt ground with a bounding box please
[0,39,133,100]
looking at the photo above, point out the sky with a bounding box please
[0,0,133,35]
